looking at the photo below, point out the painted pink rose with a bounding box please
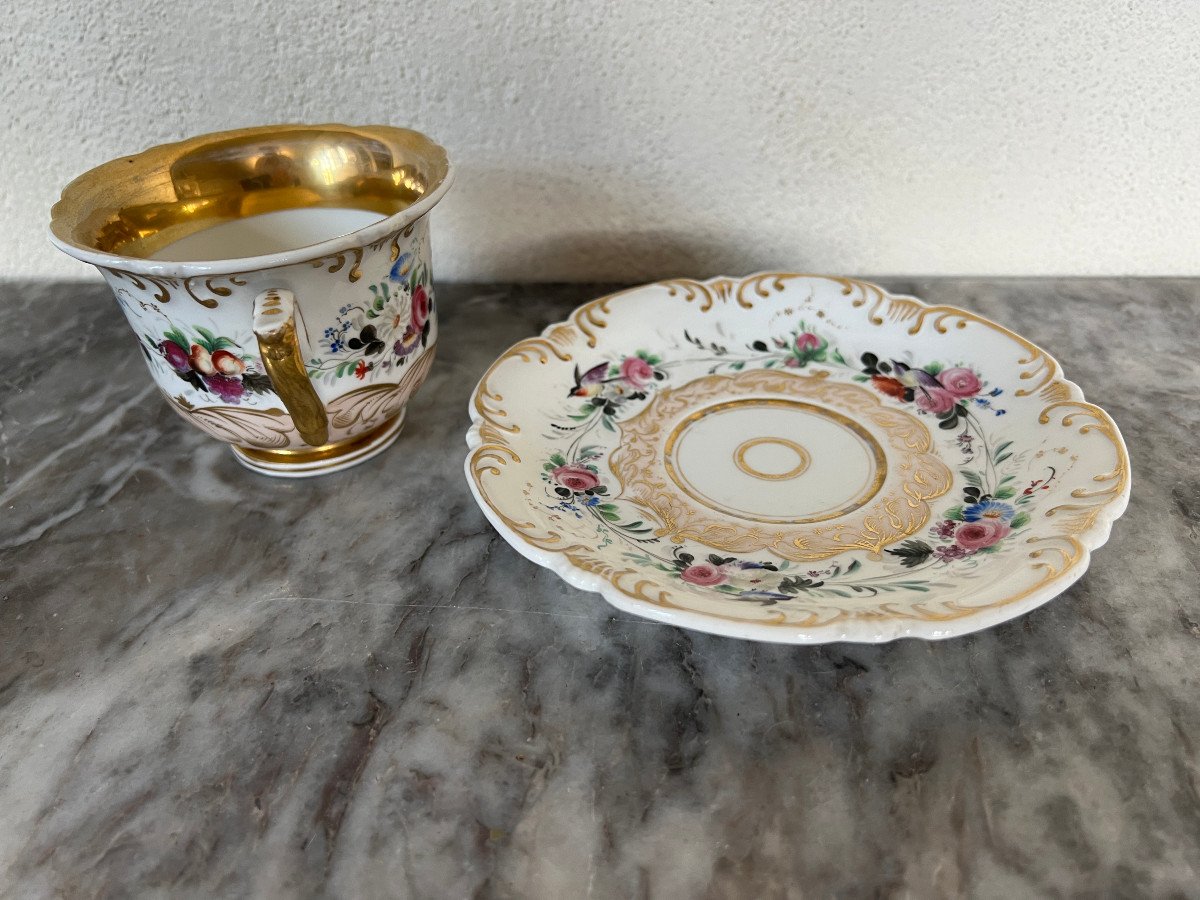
[552,464,601,493]
[680,563,727,586]
[795,332,820,351]
[620,356,655,388]
[954,520,1011,551]
[915,386,958,415]
[938,367,982,398]
[411,284,430,331]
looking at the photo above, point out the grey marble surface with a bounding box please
[0,277,1196,899]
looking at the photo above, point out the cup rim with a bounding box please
[48,123,454,279]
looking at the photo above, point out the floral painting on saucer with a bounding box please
[465,275,1130,644]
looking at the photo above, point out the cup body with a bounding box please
[49,125,452,476]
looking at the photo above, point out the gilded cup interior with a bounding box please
[50,124,450,262]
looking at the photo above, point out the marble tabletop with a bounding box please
[0,277,1196,898]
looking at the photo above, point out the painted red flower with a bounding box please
[680,563,727,586]
[411,284,430,331]
[795,332,820,351]
[871,375,907,400]
[938,367,982,398]
[552,464,600,493]
[915,386,958,415]
[354,359,370,380]
[954,520,1011,551]
[620,356,655,388]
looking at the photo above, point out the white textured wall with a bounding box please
[5,0,1199,280]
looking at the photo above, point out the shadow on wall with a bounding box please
[435,167,802,282]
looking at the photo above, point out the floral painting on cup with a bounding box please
[141,325,274,405]
[307,253,435,385]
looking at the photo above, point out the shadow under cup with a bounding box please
[49,124,454,477]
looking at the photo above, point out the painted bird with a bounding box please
[568,362,609,398]
[890,360,941,390]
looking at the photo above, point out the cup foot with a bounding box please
[230,411,406,478]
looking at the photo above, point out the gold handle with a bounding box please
[253,289,329,447]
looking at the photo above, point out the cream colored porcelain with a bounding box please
[465,275,1130,643]
[49,124,452,477]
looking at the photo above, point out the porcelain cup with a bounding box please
[50,124,453,476]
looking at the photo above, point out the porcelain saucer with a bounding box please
[465,275,1129,643]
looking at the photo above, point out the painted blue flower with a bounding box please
[328,339,345,353]
[963,499,1015,523]
[389,253,412,282]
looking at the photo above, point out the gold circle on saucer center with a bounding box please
[662,397,887,524]
[610,370,953,561]
[733,436,812,481]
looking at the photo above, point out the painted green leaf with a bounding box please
[994,486,1017,499]
[194,326,219,352]
[943,504,965,521]
[1010,512,1030,529]
[885,539,933,568]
